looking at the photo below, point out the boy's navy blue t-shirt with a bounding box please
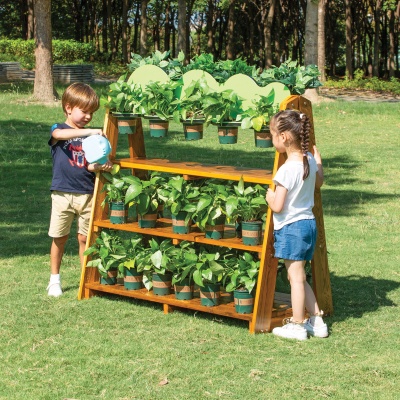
[49,123,95,194]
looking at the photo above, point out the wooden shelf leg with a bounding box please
[163,303,174,314]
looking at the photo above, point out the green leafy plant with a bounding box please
[84,230,126,278]
[159,175,201,224]
[226,176,268,222]
[203,88,244,125]
[254,59,323,95]
[171,241,198,286]
[122,233,145,272]
[192,246,226,287]
[102,73,144,114]
[100,171,131,206]
[240,91,277,131]
[193,179,234,231]
[124,171,168,216]
[224,251,260,294]
[141,80,181,120]
[171,77,211,123]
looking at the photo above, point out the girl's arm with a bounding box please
[313,145,324,188]
[266,184,288,213]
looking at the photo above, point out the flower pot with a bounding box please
[241,221,263,246]
[183,121,204,141]
[114,114,138,135]
[152,272,172,296]
[172,211,191,234]
[124,267,143,290]
[234,289,254,314]
[138,211,158,228]
[218,125,238,144]
[205,215,226,239]
[200,283,221,307]
[127,204,138,222]
[149,118,169,138]
[109,201,127,224]
[174,278,194,300]
[254,127,273,148]
[100,268,118,285]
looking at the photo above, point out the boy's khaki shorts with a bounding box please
[48,191,93,238]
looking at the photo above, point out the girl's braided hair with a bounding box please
[271,109,311,180]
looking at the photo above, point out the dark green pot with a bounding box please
[234,289,254,314]
[172,211,191,234]
[241,221,263,246]
[183,122,204,141]
[138,212,158,228]
[174,278,194,300]
[152,272,172,296]
[254,127,273,148]
[218,126,238,144]
[109,201,127,224]
[127,204,138,222]
[205,215,226,239]
[100,268,118,285]
[116,115,137,134]
[124,267,143,290]
[200,283,221,307]
[149,119,169,138]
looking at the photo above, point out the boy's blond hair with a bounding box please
[61,83,99,116]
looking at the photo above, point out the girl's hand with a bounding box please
[266,188,275,204]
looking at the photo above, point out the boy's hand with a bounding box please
[99,160,113,172]
[87,129,104,136]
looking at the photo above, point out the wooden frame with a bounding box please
[78,95,333,333]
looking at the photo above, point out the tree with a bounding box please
[226,0,236,60]
[33,0,57,102]
[345,0,353,79]
[305,0,318,66]
[177,0,187,57]
[317,0,327,82]
[140,0,149,56]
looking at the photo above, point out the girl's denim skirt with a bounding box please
[273,219,317,261]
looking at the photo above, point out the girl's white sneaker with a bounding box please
[304,315,328,338]
[47,282,62,297]
[272,319,308,341]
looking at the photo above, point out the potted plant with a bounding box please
[101,171,131,224]
[202,88,244,144]
[103,73,144,134]
[141,238,180,296]
[240,91,277,148]
[161,175,201,234]
[171,241,198,300]
[172,77,211,141]
[122,233,145,290]
[226,176,268,246]
[193,179,234,239]
[141,80,181,137]
[84,230,126,285]
[224,251,260,314]
[192,246,226,307]
[124,171,168,228]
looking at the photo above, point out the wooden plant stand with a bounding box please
[78,95,333,333]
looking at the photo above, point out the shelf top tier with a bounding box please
[118,157,274,185]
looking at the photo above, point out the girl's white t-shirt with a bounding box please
[272,152,317,230]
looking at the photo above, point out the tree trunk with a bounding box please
[344,0,353,78]
[132,1,140,54]
[107,0,116,59]
[122,0,129,63]
[33,0,56,102]
[226,0,236,60]
[102,0,108,54]
[164,1,171,52]
[27,0,34,39]
[387,8,395,78]
[305,0,318,66]
[317,0,327,82]
[140,0,149,57]
[373,0,383,77]
[261,0,275,69]
[177,0,187,56]
[206,0,215,55]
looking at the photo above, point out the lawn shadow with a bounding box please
[329,272,399,322]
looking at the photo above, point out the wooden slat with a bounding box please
[118,158,274,184]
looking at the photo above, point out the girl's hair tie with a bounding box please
[303,152,307,156]
[299,113,305,119]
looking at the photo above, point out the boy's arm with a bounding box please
[51,127,104,142]
[87,160,113,173]
[313,145,324,189]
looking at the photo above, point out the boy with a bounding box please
[47,82,113,297]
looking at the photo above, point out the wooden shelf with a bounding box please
[85,282,291,323]
[94,219,263,252]
[116,157,274,185]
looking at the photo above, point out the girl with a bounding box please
[266,110,328,340]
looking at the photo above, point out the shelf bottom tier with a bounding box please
[83,282,291,324]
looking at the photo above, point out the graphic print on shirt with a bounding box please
[63,139,86,168]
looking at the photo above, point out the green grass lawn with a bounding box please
[0,83,399,399]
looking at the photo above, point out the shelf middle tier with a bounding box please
[117,157,274,185]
